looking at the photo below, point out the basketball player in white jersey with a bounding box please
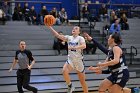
[47,26,88,93]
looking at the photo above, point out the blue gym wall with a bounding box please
[15,0,140,19]
[15,0,77,19]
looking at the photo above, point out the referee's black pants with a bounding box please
[16,69,38,93]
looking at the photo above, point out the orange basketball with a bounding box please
[44,15,56,26]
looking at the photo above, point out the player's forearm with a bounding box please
[48,26,66,41]
[91,39,108,55]
[75,44,86,50]
[48,26,60,38]
[10,59,17,70]
[29,60,35,69]
[101,59,119,67]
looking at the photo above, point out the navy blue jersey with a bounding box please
[107,45,127,73]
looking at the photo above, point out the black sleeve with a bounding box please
[87,7,90,12]
[99,8,101,14]
[102,69,111,74]
[34,11,37,17]
[126,18,128,22]
[15,51,19,60]
[91,39,109,55]
[27,50,34,61]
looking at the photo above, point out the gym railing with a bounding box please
[130,46,137,64]
[89,18,96,35]
[79,3,140,7]
[101,28,138,65]
[101,25,109,46]
[78,3,140,25]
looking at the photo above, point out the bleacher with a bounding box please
[0,18,140,93]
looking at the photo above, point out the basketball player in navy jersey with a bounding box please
[83,32,131,93]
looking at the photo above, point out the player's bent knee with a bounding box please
[98,87,107,93]
[123,88,131,93]
[62,67,69,74]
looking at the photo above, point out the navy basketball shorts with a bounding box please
[107,69,129,88]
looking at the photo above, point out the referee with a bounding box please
[9,40,38,93]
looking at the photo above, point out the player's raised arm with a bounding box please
[44,15,67,41]
[47,26,67,41]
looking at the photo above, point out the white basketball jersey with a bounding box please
[65,35,85,61]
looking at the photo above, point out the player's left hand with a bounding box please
[27,64,32,70]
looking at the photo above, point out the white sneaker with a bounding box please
[67,84,75,93]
